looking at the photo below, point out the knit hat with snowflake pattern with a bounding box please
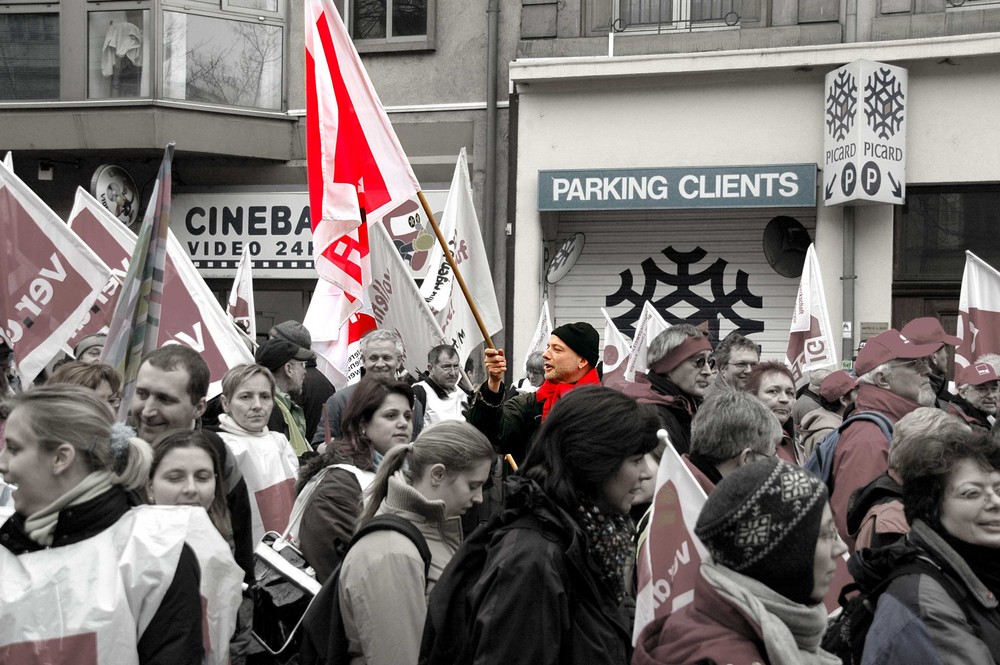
[695,457,828,605]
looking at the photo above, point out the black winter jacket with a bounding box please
[420,475,632,665]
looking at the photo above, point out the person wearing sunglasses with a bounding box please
[953,362,1000,431]
[622,324,715,456]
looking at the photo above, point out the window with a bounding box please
[162,10,283,110]
[0,11,59,100]
[587,0,741,34]
[349,0,435,52]
[88,9,151,99]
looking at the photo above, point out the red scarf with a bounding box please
[535,367,602,420]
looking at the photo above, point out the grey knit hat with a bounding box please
[270,320,312,350]
[695,457,828,604]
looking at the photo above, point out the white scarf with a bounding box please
[701,561,841,665]
[23,471,115,547]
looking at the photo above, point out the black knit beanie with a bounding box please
[550,322,600,369]
[694,458,828,605]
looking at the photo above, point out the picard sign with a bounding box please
[538,165,817,211]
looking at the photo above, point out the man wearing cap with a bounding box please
[900,316,963,405]
[829,328,941,548]
[799,369,858,458]
[268,320,335,442]
[255,338,312,457]
[952,361,1000,430]
[622,323,714,456]
[791,367,833,428]
[73,333,107,365]
[468,321,601,462]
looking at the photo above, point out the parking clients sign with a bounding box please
[823,59,907,206]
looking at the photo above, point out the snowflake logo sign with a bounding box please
[865,67,905,140]
[825,70,857,142]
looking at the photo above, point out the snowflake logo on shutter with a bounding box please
[825,70,857,142]
[605,246,764,342]
[780,471,814,500]
[864,67,905,140]
[737,515,772,547]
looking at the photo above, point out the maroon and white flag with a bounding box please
[68,191,253,397]
[0,164,111,384]
[227,247,257,341]
[522,299,552,377]
[956,251,1000,371]
[633,433,709,644]
[785,243,837,388]
[601,306,632,391]
[624,301,671,382]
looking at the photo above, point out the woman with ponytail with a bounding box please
[0,384,210,664]
[336,420,494,665]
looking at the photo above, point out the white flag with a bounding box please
[601,307,632,390]
[956,251,1000,372]
[624,301,671,382]
[419,149,503,364]
[2,152,11,170]
[304,280,376,390]
[523,299,553,376]
[227,248,257,341]
[785,244,837,388]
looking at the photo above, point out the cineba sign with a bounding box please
[537,165,817,211]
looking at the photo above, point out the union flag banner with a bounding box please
[71,189,252,400]
[305,0,419,305]
[0,161,110,384]
[227,247,257,341]
[601,307,632,391]
[785,243,837,388]
[419,149,503,364]
[522,299,552,377]
[956,251,1000,371]
[304,280,376,389]
[624,301,671,382]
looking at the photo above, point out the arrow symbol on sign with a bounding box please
[888,172,902,199]
[825,174,836,200]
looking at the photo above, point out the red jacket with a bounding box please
[633,569,768,665]
[830,384,922,550]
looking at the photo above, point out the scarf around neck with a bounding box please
[24,470,115,547]
[577,497,633,604]
[535,367,601,420]
[701,561,841,665]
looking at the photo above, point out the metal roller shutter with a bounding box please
[549,208,817,360]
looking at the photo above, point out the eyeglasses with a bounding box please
[971,383,1000,395]
[108,395,122,409]
[950,485,1000,505]
[690,356,716,370]
[890,358,930,372]
[819,522,841,543]
[727,361,758,371]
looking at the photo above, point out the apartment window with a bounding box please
[586,0,741,33]
[162,10,283,110]
[88,9,151,99]
[0,11,59,100]
[350,0,435,52]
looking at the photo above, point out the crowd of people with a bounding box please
[2,313,1000,665]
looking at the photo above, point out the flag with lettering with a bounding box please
[601,307,632,391]
[633,433,709,644]
[304,280,377,389]
[305,0,420,305]
[956,251,1000,372]
[523,299,552,377]
[624,301,671,382]
[419,149,503,363]
[227,247,257,341]
[73,187,252,401]
[0,160,111,384]
[785,243,838,388]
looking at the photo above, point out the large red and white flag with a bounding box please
[785,243,838,388]
[601,307,632,391]
[305,0,420,312]
[633,433,709,644]
[420,149,503,364]
[227,247,257,342]
[303,280,377,389]
[624,301,671,382]
[523,299,552,375]
[0,161,111,384]
[956,251,1000,371]
[71,190,252,400]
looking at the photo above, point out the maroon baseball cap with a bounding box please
[854,329,942,375]
[818,370,858,402]
[899,317,961,348]
[960,362,1000,387]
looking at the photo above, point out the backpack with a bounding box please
[298,514,432,665]
[804,412,893,487]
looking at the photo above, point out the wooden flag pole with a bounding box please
[417,190,495,350]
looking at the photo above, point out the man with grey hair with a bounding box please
[684,390,782,492]
[952,361,1000,430]
[703,332,759,400]
[828,328,940,548]
[311,329,425,447]
[622,323,714,455]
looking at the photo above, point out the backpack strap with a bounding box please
[350,514,432,579]
[839,411,894,440]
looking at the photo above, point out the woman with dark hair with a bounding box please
[857,429,1000,664]
[421,386,659,664]
[335,421,494,665]
[295,376,415,581]
[745,360,801,464]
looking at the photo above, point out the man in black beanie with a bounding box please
[467,321,601,462]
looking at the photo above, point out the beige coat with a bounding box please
[338,473,463,665]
